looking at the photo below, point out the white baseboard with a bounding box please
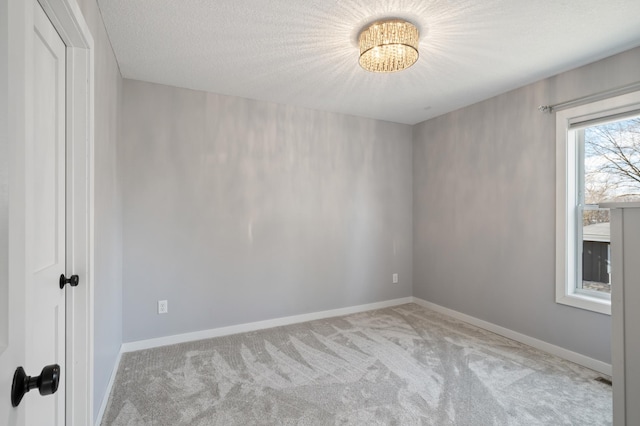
[94,347,123,426]
[411,297,612,376]
[121,297,414,353]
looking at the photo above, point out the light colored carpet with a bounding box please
[101,303,611,425]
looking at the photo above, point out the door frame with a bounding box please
[7,0,95,424]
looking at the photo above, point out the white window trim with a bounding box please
[556,90,640,315]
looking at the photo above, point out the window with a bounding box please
[556,91,640,315]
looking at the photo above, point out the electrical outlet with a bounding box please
[392,273,398,284]
[158,300,168,314]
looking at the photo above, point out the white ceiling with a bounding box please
[98,0,640,125]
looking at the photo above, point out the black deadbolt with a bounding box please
[59,274,79,289]
[11,364,60,407]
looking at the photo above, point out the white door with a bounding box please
[24,2,67,425]
[2,0,93,424]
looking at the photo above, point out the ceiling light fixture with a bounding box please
[358,19,419,73]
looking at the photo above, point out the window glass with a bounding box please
[578,116,640,296]
[584,117,640,204]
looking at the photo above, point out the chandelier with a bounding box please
[358,19,419,73]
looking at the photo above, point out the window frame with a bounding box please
[555,90,640,315]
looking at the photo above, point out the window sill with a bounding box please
[557,292,611,315]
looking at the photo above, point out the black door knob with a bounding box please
[11,364,60,407]
[59,274,79,289]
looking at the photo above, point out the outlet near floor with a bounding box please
[392,273,398,284]
[158,300,168,314]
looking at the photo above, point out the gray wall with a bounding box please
[0,0,8,352]
[413,46,640,364]
[120,79,413,342]
[75,0,123,418]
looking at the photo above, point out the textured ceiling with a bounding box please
[98,0,640,125]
